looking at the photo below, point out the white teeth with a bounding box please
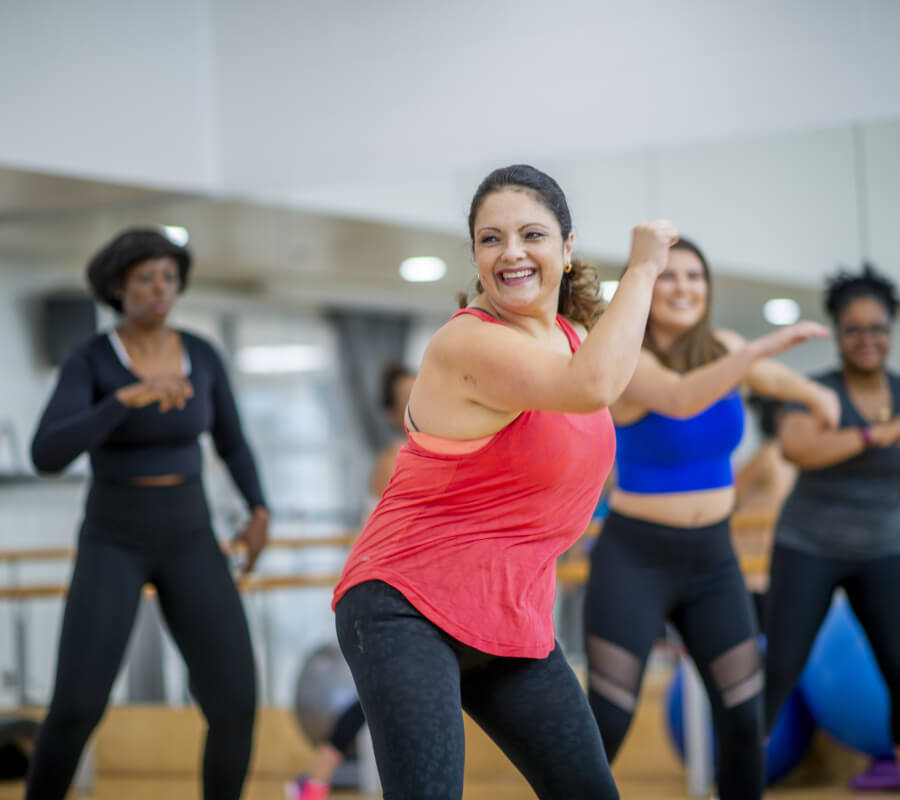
[501,269,535,280]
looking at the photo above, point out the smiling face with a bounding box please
[648,247,710,338]
[119,256,181,324]
[472,187,573,316]
[837,296,892,374]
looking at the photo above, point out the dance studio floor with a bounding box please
[0,776,894,798]
[1,671,886,799]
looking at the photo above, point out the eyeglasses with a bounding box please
[837,324,892,338]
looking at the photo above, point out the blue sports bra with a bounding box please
[614,391,744,494]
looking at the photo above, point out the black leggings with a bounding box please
[585,512,763,800]
[26,480,256,800]
[335,580,618,800]
[765,543,900,743]
[329,700,365,755]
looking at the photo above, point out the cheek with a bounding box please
[650,283,671,310]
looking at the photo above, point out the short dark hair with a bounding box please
[380,362,414,411]
[824,262,897,324]
[86,227,192,313]
[462,165,602,328]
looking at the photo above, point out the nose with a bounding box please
[500,236,526,263]
[671,273,691,293]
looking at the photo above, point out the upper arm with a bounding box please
[424,316,586,414]
[206,342,245,452]
[34,349,96,431]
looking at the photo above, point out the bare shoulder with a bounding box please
[714,328,746,353]
[425,311,510,366]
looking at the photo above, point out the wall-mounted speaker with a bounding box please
[42,292,98,366]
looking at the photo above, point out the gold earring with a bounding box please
[564,262,573,274]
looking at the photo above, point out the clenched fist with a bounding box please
[627,221,680,278]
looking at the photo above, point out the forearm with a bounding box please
[572,263,657,406]
[782,426,866,469]
[747,359,820,407]
[659,348,758,418]
[221,442,268,511]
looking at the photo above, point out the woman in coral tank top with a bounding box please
[331,164,678,800]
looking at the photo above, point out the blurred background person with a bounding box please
[766,264,900,790]
[26,228,268,800]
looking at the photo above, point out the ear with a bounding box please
[563,231,574,264]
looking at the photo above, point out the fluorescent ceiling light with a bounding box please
[399,256,446,283]
[236,344,327,374]
[763,298,800,326]
[600,280,619,302]
[163,225,190,246]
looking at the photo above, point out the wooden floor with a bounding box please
[2,669,890,799]
[0,775,895,799]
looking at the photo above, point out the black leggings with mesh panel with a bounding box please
[584,511,763,800]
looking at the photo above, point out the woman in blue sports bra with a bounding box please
[583,238,839,800]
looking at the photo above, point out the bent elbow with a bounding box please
[573,377,617,413]
[31,439,68,475]
[780,446,813,470]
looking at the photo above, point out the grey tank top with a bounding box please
[776,369,900,559]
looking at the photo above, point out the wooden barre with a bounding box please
[0,573,345,601]
[0,548,772,600]
[0,547,76,563]
[0,535,359,564]
[0,510,776,564]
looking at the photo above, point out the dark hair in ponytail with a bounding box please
[460,165,603,328]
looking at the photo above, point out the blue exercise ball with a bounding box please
[798,596,893,759]
[665,660,815,785]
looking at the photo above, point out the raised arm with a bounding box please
[424,222,679,419]
[781,409,900,470]
[615,324,831,420]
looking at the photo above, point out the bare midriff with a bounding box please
[609,486,735,528]
[126,475,187,487]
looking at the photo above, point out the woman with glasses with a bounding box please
[765,264,900,783]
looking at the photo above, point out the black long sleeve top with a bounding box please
[31,330,267,510]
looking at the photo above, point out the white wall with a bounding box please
[0,0,220,190]
[212,0,900,189]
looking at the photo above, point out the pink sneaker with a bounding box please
[849,759,900,791]
[283,777,330,800]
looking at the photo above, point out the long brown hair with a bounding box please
[459,165,603,328]
[644,238,726,371]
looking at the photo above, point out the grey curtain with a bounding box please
[327,309,411,451]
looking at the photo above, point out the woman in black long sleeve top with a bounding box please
[26,228,268,800]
